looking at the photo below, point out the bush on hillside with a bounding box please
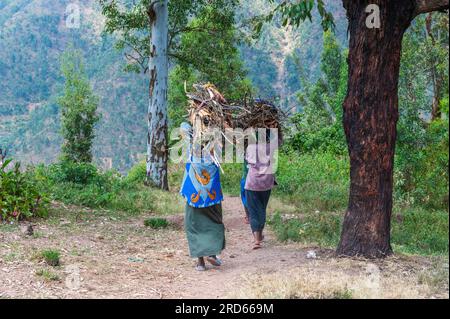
[0,159,49,220]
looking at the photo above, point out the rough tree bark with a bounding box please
[146,0,169,190]
[337,0,448,258]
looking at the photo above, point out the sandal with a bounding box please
[206,256,222,267]
[252,241,262,250]
[195,264,206,272]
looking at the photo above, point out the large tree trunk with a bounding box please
[337,0,416,258]
[146,0,169,190]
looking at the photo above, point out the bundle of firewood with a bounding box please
[186,83,285,132]
[233,98,284,130]
[186,83,233,133]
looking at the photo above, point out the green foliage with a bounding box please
[168,66,198,128]
[392,208,449,255]
[100,0,239,73]
[37,161,116,208]
[253,0,334,36]
[41,249,60,267]
[0,159,49,221]
[220,163,244,196]
[288,119,346,155]
[321,31,344,96]
[168,4,253,128]
[175,5,252,99]
[269,211,341,247]
[144,218,169,229]
[35,160,184,215]
[408,116,449,209]
[45,161,114,186]
[269,213,342,247]
[275,151,349,212]
[269,205,448,255]
[287,31,347,155]
[124,161,147,185]
[396,14,449,210]
[58,49,100,163]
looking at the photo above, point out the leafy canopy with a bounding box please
[99,0,240,73]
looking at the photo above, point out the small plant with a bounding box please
[36,269,60,281]
[144,218,169,229]
[41,249,60,267]
[0,159,49,221]
[330,289,353,299]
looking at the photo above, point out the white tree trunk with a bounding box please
[146,0,169,190]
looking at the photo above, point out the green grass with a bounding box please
[391,208,449,255]
[269,208,449,255]
[221,163,244,196]
[144,218,169,229]
[35,268,60,281]
[41,249,60,267]
[269,211,342,247]
[47,179,184,216]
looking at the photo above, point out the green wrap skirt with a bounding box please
[185,203,225,258]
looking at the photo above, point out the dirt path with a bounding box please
[0,196,448,299]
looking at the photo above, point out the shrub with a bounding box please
[0,159,49,221]
[50,182,115,208]
[45,160,114,186]
[35,161,119,208]
[221,163,244,196]
[144,218,169,229]
[41,249,60,267]
[287,121,347,156]
[124,161,147,186]
[274,152,350,212]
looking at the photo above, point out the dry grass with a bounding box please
[232,256,449,299]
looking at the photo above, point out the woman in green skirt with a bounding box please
[180,123,225,271]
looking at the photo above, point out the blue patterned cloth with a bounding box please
[179,122,223,208]
[180,158,223,208]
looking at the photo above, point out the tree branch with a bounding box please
[415,0,449,16]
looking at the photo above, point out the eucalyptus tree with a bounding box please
[99,0,239,190]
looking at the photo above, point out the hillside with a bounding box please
[0,0,347,171]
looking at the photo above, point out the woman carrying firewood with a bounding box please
[179,122,225,272]
[244,128,280,249]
